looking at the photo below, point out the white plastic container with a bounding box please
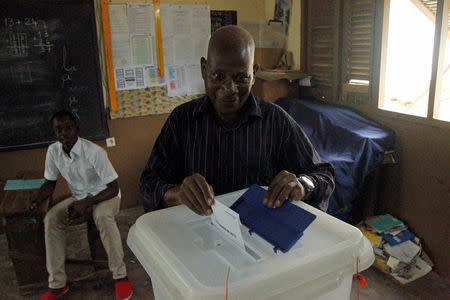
[127,188,374,300]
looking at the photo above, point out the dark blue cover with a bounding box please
[275,98,395,221]
[230,184,316,252]
[381,230,415,246]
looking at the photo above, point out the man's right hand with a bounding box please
[166,173,214,215]
[28,179,56,211]
[29,200,40,211]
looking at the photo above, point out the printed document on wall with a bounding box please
[131,35,154,66]
[160,4,210,96]
[108,4,131,67]
[166,65,187,97]
[192,5,211,36]
[109,3,159,91]
[127,3,155,35]
[186,64,204,95]
[114,66,145,91]
[172,5,192,36]
[160,4,173,37]
[163,37,174,66]
[145,67,166,87]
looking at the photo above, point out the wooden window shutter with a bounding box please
[305,0,341,102]
[341,0,376,107]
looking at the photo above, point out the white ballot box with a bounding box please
[127,188,374,300]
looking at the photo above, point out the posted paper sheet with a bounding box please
[108,4,210,95]
[166,65,186,97]
[108,4,132,67]
[127,3,155,35]
[114,66,145,91]
[161,4,210,96]
[145,67,166,87]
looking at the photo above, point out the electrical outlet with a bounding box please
[106,137,116,147]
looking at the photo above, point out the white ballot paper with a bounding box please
[211,200,245,250]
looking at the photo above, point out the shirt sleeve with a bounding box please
[278,116,335,211]
[44,147,60,181]
[139,113,183,213]
[91,148,119,185]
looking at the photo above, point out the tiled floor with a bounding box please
[1,206,449,300]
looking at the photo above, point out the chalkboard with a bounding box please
[0,0,108,151]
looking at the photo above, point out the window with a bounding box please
[378,0,450,122]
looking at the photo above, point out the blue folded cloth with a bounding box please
[230,184,316,253]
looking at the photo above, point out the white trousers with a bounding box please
[44,196,127,289]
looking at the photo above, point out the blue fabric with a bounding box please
[230,184,316,252]
[275,98,395,221]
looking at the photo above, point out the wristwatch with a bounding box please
[298,175,315,198]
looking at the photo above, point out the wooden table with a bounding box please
[0,172,49,293]
[0,171,109,295]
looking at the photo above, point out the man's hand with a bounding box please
[68,199,92,220]
[167,173,214,215]
[28,179,56,211]
[263,170,305,208]
[29,200,40,211]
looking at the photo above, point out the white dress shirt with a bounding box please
[44,137,119,200]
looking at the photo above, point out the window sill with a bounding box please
[357,105,450,130]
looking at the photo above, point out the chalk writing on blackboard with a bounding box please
[0,0,108,151]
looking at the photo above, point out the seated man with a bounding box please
[29,111,132,300]
[140,25,335,215]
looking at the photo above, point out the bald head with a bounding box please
[207,25,255,63]
[201,26,259,123]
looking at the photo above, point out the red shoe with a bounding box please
[39,285,69,300]
[115,278,133,300]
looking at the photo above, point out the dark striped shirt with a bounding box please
[139,94,334,212]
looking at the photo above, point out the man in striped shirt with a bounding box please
[140,25,334,215]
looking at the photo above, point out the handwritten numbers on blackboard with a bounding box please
[3,17,14,27]
[0,0,108,150]
[3,17,54,57]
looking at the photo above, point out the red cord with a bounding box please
[354,256,367,300]
[226,266,230,300]
[357,256,360,300]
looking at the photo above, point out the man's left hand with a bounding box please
[68,199,92,220]
[263,170,305,208]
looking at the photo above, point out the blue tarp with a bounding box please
[275,98,395,221]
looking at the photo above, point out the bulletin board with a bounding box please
[110,86,196,119]
[107,3,213,119]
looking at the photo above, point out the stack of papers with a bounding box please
[358,214,433,284]
[384,240,421,263]
[365,214,407,235]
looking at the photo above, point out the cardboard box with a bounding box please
[254,48,284,69]
[252,77,298,102]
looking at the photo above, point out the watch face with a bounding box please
[300,176,315,192]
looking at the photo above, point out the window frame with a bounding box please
[372,0,450,128]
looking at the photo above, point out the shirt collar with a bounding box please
[193,93,262,120]
[58,137,81,158]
